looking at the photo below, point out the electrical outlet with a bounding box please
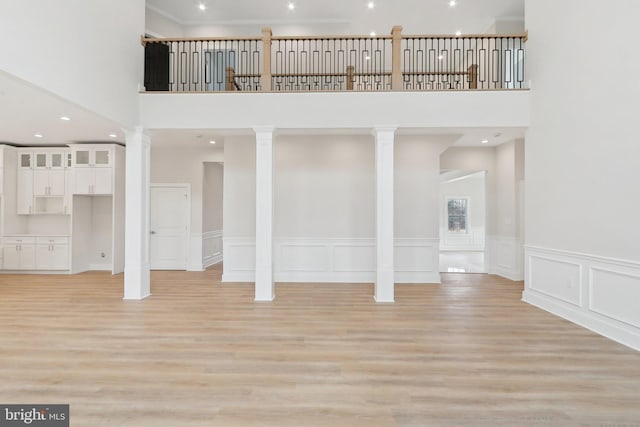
[101,252,106,258]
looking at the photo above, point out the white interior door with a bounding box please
[150,185,190,270]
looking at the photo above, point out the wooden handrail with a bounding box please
[272,35,392,41]
[402,33,528,40]
[141,36,261,45]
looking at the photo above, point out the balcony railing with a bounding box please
[142,26,527,93]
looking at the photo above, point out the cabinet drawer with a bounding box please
[35,237,69,245]
[4,236,36,245]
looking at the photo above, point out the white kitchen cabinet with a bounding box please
[35,237,69,270]
[74,167,113,195]
[72,147,112,168]
[17,149,70,215]
[71,145,114,195]
[3,237,37,270]
[33,151,66,196]
[17,168,34,214]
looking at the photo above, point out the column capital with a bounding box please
[253,126,276,135]
[372,127,398,137]
[123,126,151,145]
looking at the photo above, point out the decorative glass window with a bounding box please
[447,198,468,233]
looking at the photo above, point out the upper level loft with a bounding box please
[142,26,527,94]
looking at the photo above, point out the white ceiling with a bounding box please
[146,0,524,34]
[0,71,125,147]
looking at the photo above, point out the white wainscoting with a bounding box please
[187,233,204,271]
[222,237,441,284]
[275,238,375,283]
[486,235,523,281]
[222,237,256,282]
[203,230,223,268]
[440,227,485,251]
[523,246,640,351]
[395,238,441,283]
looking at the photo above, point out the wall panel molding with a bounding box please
[523,246,640,351]
[222,236,441,284]
[487,235,523,281]
[203,230,223,268]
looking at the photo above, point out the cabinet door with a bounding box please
[73,168,93,194]
[74,150,91,167]
[33,170,49,196]
[36,243,68,270]
[48,170,66,196]
[50,153,64,169]
[34,153,48,169]
[35,244,52,270]
[93,168,112,194]
[19,244,36,270]
[93,149,111,167]
[50,244,69,270]
[17,170,33,214]
[19,152,32,169]
[3,246,20,269]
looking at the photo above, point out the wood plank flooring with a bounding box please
[1,266,639,426]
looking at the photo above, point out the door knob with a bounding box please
[150,231,156,234]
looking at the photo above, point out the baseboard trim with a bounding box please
[395,272,441,284]
[88,263,112,271]
[523,290,640,352]
[222,272,255,283]
[203,253,222,268]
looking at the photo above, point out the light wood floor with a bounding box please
[1,266,639,427]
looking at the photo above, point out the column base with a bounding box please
[375,269,395,303]
[255,266,274,301]
[124,264,151,300]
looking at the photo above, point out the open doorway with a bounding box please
[439,170,486,273]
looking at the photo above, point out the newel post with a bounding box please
[391,25,403,91]
[261,27,273,92]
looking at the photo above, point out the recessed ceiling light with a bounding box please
[365,56,371,61]
[34,133,43,138]
[367,1,375,9]
[198,3,206,11]
[109,134,117,138]
[60,116,71,121]
[288,2,295,10]
[438,54,444,60]
[370,31,376,37]
[209,140,217,145]
[481,140,489,144]
[449,0,456,6]
[455,30,462,37]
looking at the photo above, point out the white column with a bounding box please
[124,127,151,300]
[254,127,275,301]
[374,127,396,303]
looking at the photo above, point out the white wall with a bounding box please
[202,162,223,267]
[151,145,224,270]
[0,1,145,128]
[440,172,486,251]
[274,135,374,238]
[140,91,530,131]
[203,163,223,233]
[395,136,453,239]
[223,133,447,283]
[523,0,640,350]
